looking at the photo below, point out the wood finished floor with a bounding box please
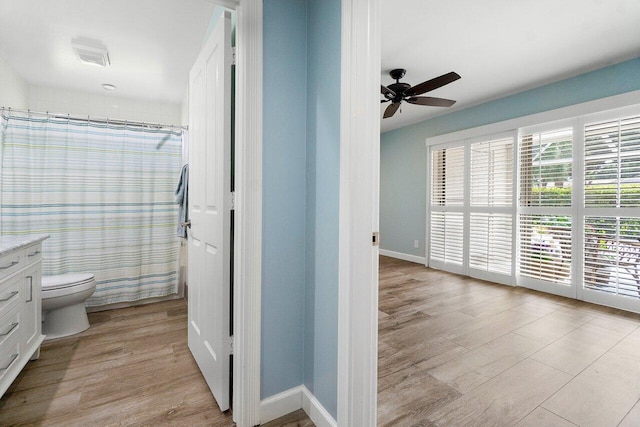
[4,257,640,426]
[378,255,640,427]
[0,299,237,426]
[0,299,310,427]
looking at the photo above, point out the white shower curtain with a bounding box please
[0,111,182,306]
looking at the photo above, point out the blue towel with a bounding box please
[175,164,189,238]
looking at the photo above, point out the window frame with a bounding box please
[580,106,640,312]
[427,131,517,285]
[516,118,577,298]
[425,91,640,314]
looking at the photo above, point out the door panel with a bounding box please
[187,11,232,412]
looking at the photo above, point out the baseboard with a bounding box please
[301,386,337,427]
[260,386,303,424]
[260,385,337,427]
[379,249,426,265]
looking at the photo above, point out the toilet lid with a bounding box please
[42,273,95,290]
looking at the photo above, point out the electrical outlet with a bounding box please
[413,240,419,248]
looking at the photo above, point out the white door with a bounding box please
[187,11,233,412]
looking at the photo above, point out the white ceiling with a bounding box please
[0,0,216,105]
[381,0,640,133]
[2,1,639,124]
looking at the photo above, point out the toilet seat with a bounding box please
[42,274,96,300]
[42,273,95,291]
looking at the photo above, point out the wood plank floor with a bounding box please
[5,256,640,426]
[0,299,311,427]
[0,299,235,426]
[378,255,640,427]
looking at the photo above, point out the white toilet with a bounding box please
[41,273,96,340]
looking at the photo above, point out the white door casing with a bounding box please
[204,0,381,424]
[188,11,233,412]
[231,0,263,425]
[338,0,381,425]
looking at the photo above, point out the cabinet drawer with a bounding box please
[0,275,21,317]
[0,251,23,282]
[0,305,20,349]
[0,332,20,384]
[24,245,42,264]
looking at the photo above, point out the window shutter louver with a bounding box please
[431,146,465,206]
[583,114,640,300]
[519,214,572,283]
[470,138,513,207]
[430,146,465,269]
[520,129,573,208]
[430,211,464,265]
[518,128,573,286]
[469,213,512,275]
[468,137,513,277]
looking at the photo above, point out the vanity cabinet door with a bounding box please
[22,262,41,353]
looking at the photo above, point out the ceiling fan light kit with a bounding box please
[381,68,461,118]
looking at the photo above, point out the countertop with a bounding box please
[0,234,49,257]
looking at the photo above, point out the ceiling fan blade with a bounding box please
[383,102,401,118]
[406,96,456,107]
[405,71,461,97]
[381,84,396,99]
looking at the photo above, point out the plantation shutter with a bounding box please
[430,145,465,272]
[583,115,640,298]
[468,137,513,277]
[518,128,573,286]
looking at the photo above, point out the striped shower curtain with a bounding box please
[0,111,182,306]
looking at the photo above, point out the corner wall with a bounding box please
[262,0,308,399]
[304,0,341,419]
[261,0,340,420]
[380,57,640,259]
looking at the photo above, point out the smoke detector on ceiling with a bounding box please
[72,38,110,67]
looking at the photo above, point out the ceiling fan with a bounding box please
[381,68,461,118]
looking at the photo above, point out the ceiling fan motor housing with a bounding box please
[386,82,411,102]
[389,68,406,81]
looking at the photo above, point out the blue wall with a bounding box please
[262,0,308,399]
[380,57,640,257]
[262,0,340,418]
[305,0,340,419]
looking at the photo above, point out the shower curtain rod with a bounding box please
[0,107,188,131]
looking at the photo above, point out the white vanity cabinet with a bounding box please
[0,235,48,398]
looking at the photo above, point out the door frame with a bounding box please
[220,0,382,425]
[338,0,381,426]
[210,1,263,426]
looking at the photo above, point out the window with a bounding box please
[468,137,513,276]
[430,145,465,272]
[429,135,514,281]
[518,128,573,287]
[583,114,640,299]
[426,102,640,312]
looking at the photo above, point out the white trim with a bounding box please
[338,0,381,426]
[231,0,262,426]
[583,290,640,315]
[425,90,640,147]
[302,386,338,427]
[260,386,338,427]
[205,0,239,7]
[379,249,426,265]
[260,386,304,425]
